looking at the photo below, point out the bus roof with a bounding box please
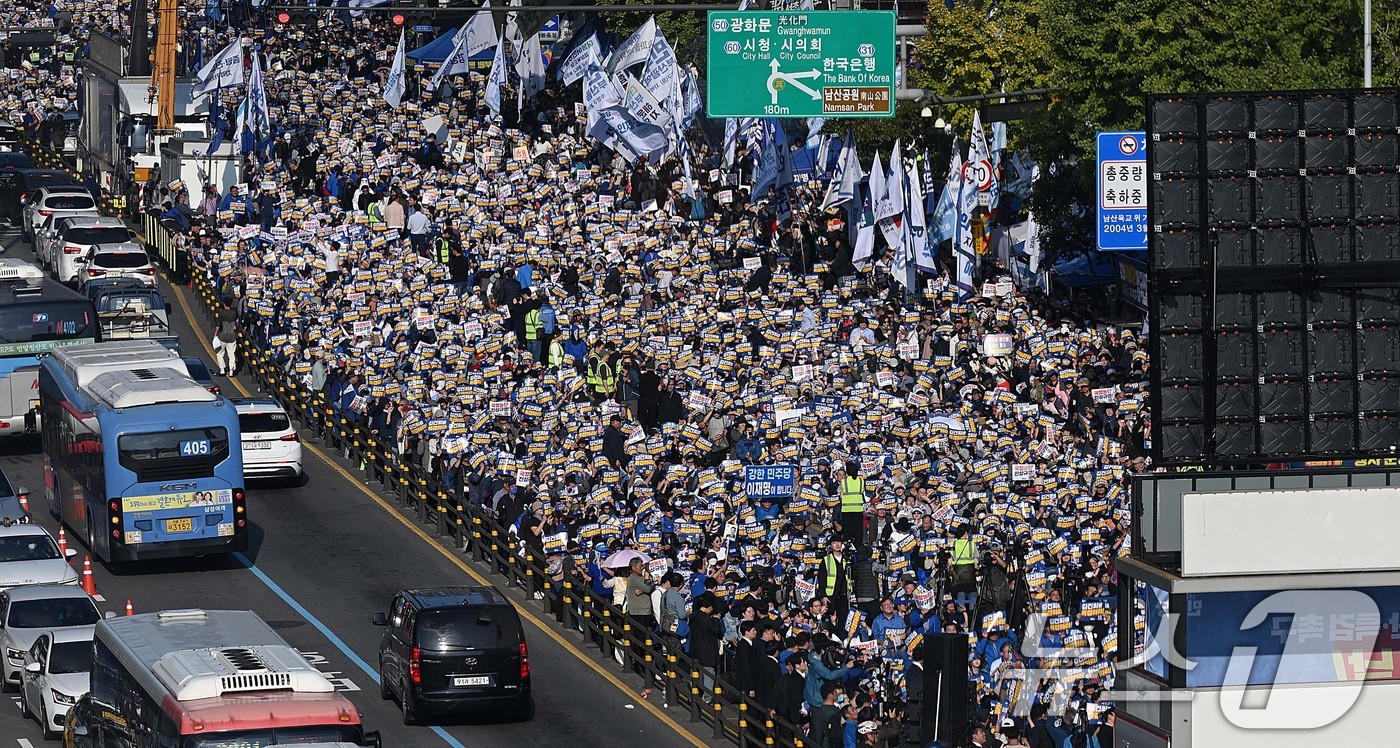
[98,609,340,701]
[97,610,360,733]
[0,259,86,306]
[87,368,217,408]
[50,339,187,389]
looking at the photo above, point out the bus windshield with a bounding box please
[182,725,364,748]
[0,302,94,346]
[47,640,94,674]
[7,598,100,629]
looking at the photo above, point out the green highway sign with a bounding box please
[705,10,896,119]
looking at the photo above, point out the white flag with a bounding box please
[820,130,860,210]
[514,32,547,104]
[908,160,936,273]
[383,30,407,109]
[955,142,979,300]
[609,16,656,74]
[639,30,678,108]
[457,2,498,58]
[428,24,471,91]
[484,33,508,117]
[559,33,600,86]
[193,38,243,97]
[851,181,876,265]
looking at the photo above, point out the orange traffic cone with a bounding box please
[57,527,68,557]
[125,599,134,616]
[80,556,98,596]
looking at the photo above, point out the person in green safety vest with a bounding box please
[835,461,866,546]
[547,336,566,370]
[524,303,543,363]
[817,537,854,626]
[949,525,980,610]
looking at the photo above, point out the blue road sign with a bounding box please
[744,464,796,500]
[1096,131,1147,251]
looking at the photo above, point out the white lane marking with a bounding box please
[20,738,36,748]
[92,594,104,602]
[297,650,361,692]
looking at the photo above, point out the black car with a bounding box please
[0,152,33,171]
[373,586,531,724]
[0,169,74,223]
[181,356,219,395]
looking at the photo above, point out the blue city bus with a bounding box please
[37,340,247,562]
[0,259,97,436]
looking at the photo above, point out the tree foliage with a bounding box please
[904,0,1393,259]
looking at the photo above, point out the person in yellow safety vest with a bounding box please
[589,343,617,402]
[366,198,385,225]
[818,537,854,625]
[547,337,565,370]
[524,304,543,363]
[949,525,979,604]
[836,462,866,547]
[433,235,451,264]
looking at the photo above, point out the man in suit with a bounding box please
[757,639,785,713]
[774,653,809,726]
[735,620,762,698]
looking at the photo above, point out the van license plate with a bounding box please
[243,441,272,450]
[166,517,194,533]
[452,676,490,687]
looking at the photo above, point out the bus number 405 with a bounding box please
[179,439,210,456]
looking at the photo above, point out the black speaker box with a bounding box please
[922,633,970,747]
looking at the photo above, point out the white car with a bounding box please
[20,625,94,740]
[40,216,135,286]
[0,585,99,693]
[21,186,97,245]
[233,399,303,480]
[77,241,156,289]
[0,521,79,592]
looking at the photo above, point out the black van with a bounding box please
[373,586,531,724]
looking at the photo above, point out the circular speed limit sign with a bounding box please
[962,159,995,192]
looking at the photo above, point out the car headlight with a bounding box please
[5,648,22,662]
[51,689,76,705]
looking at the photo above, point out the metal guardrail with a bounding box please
[157,216,813,748]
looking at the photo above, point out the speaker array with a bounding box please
[1148,90,1400,464]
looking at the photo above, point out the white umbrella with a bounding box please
[602,549,651,569]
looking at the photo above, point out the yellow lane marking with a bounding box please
[167,280,706,747]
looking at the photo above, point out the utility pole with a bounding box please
[1364,0,1373,88]
[150,0,179,133]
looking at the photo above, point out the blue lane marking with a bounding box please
[234,552,467,748]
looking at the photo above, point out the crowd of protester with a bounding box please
[4,5,1146,746]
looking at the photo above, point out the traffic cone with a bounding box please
[125,599,134,616]
[80,556,99,596]
[57,527,68,557]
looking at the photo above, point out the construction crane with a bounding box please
[148,0,179,134]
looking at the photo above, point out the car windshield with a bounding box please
[6,598,99,628]
[47,640,92,674]
[0,470,12,496]
[92,252,148,269]
[0,534,61,562]
[64,227,128,245]
[46,195,94,210]
[239,411,289,434]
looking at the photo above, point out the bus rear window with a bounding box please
[0,304,93,345]
[118,427,229,482]
[182,726,363,748]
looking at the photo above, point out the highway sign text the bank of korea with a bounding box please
[706,10,896,119]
